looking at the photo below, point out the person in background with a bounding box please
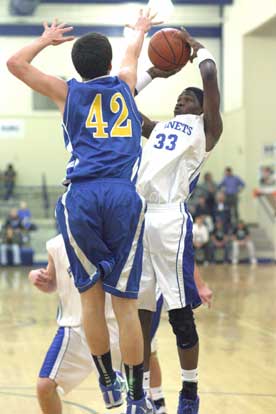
[29,234,123,414]
[194,195,213,233]
[0,225,22,266]
[200,172,217,216]
[213,191,232,233]
[218,167,245,224]
[210,218,229,263]
[4,208,24,231]
[231,220,257,265]
[29,233,168,414]
[17,201,37,231]
[193,215,210,264]
[3,163,16,201]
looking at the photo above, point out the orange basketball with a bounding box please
[148,28,191,71]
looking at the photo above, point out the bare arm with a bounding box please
[200,60,223,151]
[7,20,74,114]
[118,9,162,94]
[140,113,157,138]
[28,254,57,293]
[194,265,213,308]
[180,29,223,152]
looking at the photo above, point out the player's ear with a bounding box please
[108,62,112,71]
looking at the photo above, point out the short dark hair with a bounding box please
[71,32,112,80]
[184,87,204,108]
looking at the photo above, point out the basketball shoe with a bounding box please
[177,394,199,414]
[152,397,167,414]
[99,371,126,409]
[126,392,156,414]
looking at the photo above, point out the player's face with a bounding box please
[174,92,202,116]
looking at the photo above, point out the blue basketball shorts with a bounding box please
[56,178,146,298]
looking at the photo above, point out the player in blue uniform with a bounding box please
[7,10,161,414]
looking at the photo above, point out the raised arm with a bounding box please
[7,19,74,113]
[140,113,157,139]
[118,9,161,94]
[180,29,223,152]
[28,253,57,293]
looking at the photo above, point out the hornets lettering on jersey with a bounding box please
[164,120,193,136]
[62,76,142,183]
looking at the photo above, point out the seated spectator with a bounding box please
[3,163,16,201]
[4,208,24,231]
[213,191,232,233]
[0,225,22,266]
[200,172,217,216]
[17,201,37,231]
[194,195,214,232]
[231,220,257,265]
[193,215,210,264]
[210,219,229,263]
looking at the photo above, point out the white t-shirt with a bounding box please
[46,235,115,327]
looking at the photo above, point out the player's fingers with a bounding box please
[145,8,151,17]
[43,21,49,30]
[152,20,163,26]
[139,8,143,17]
[63,36,75,42]
[150,11,157,20]
[61,26,74,33]
[125,23,134,30]
[57,22,67,29]
[52,17,58,27]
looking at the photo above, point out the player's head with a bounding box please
[71,33,112,80]
[225,167,232,175]
[174,87,203,116]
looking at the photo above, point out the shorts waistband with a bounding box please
[70,177,135,186]
[146,202,186,212]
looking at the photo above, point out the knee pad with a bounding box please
[168,306,198,349]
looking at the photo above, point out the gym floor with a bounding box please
[0,264,276,413]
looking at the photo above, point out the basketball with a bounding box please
[148,28,191,71]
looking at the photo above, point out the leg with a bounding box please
[11,244,21,265]
[0,244,8,265]
[168,306,200,414]
[149,351,167,414]
[112,296,144,398]
[80,280,124,408]
[246,240,257,264]
[232,240,239,264]
[80,280,110,356]
[37,378,61,414]
[139,309,153,372]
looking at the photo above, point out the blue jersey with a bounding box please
[63,76,142,183]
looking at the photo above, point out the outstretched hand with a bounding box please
[126,8,163,34]
[42,18,75,46]
[180,27,204,63]
[197,283,213,308]
[147,65,182,79]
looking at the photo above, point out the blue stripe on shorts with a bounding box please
[39,327,67,378]
[150,294,163,340]
[182,203,201,308]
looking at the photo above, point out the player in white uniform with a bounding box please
[136,29,223,414]
[29,234,122,414]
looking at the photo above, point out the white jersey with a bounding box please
[46,235,115,327]
[137,114,209,203]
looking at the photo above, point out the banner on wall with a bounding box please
[0,119,25,139]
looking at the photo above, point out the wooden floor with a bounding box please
[0,264,276,413]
